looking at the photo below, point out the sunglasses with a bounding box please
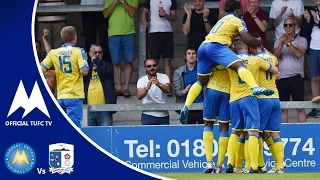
[146,64,157,68]
[94,51,102,54]
[284,23,295,28]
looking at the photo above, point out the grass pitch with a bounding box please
[156,173,320,180]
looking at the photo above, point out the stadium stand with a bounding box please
[36,0,316,126]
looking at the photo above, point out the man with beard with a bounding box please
[136,59,172,125]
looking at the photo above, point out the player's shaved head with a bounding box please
[233,40,248,53]
[61,26,77,43]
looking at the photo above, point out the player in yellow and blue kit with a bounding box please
[226,39,279,173]
[180,0,274,123]
[203,67,230,173]
[41,26,89,128]
[249,42,284,173]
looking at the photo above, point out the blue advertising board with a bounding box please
[82,124,320,173]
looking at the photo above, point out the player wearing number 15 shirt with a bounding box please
[41,26,89,128]
[179,0,273,125]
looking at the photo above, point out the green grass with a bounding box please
[156,173,320,180]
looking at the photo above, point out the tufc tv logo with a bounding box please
[7,80,50,119]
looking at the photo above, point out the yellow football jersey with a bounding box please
[204,13,248,47]
[41,44,89,99]
[227,53,272,103]
[256,51,279,99]
[87,67,106,105]
[207,66,230,94]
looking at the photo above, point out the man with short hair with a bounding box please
[273,17,308,123]
[41,26,89,128]
[182,0,216,50]
[84,44,117,126]
[136,59,172,125]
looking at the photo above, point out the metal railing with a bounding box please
[88,102,320,112]
[86,102,320,122]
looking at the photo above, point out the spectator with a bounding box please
[219,0,248,19]
[136,59,172,125]
[37,0,67,51]
[273,17,307,123]
[301,1,320,118]
[103,0,139,97]
[141,0,177,83]
[182,0,216,50]
[84,44,117,126]
[173,47,204,124]
[243,0,269,48]
[269,0,304,40]
[81,0,111,62]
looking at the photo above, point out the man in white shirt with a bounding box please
[269,0,304,40]
[136,59,172,125]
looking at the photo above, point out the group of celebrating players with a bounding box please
[179,0,285,174]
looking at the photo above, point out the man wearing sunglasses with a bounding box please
[274,17,308,123]
[136,59,172,125]
[83,44,117,126]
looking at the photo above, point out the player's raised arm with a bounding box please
[77,48,89,76]
[240,32,263,46]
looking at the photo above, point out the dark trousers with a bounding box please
[82,12,111,62]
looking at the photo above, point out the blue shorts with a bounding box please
[197,42,240,75]
[258,98,281,132]
[230,96,260,131]
[57,99,83,128]
[203,88,230,122]
[308,49,320,78]
[108,33,135,65]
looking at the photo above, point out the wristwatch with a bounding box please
[157,83,164,88]
[252,15,257,19]
[203,19,208,23]
[286,42,291,47]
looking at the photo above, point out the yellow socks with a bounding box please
[235,138,245,168]
[203,126,214,162]
[185,81,203,107]
[237,67,258,88]
[244,137,251,169]
[217,131,229,167]
[227,132,239,166]
[265,135,276,162]
[258,137,265,167]
[248,134,259,170]
[273,138,284,169]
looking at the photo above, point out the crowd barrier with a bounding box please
[82,124,320,172]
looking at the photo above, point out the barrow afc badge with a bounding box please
[48,143,74,174]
